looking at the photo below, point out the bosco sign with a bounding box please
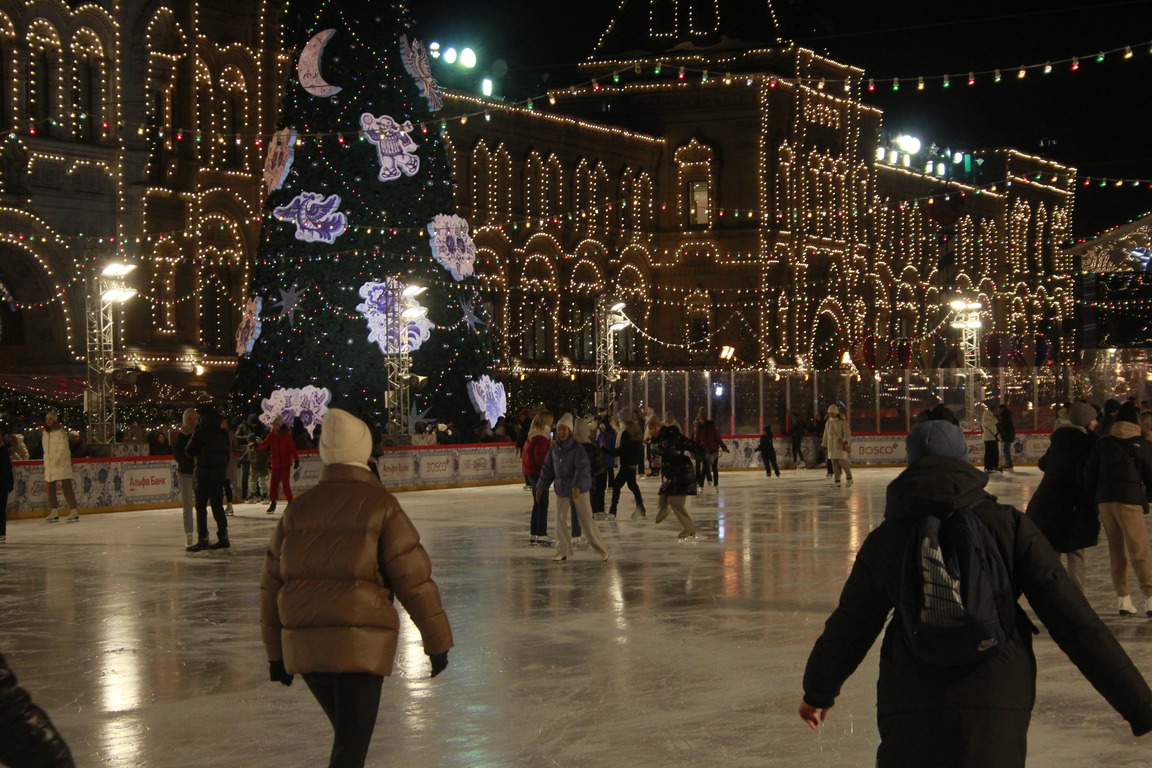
[418,452,455,483]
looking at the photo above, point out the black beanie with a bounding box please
[1117,401,1140,425]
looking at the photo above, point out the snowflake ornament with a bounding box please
[262,127,296,196]
[467,375,507,429]
[360,113,420,182]
[260,385,331,437]
[427,214,476,281]
[273,191,347,243]
[235,296,263,356]
[459,294,488,332]
[275,285,306,328]
[399,35,443,112]
[355,281,434,355]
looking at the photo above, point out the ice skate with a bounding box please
[65,510,79,522]
[44,511,60,523]
[186,540,209,553]
[1119,595,1137,615]
[266,501,277,515]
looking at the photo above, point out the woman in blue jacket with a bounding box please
[537,413,609,563]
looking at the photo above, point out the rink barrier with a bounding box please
[4,433,1047,518]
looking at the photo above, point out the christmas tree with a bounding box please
[233,0,498,434]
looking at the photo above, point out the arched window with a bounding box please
[0,13,15,126]
[72,29,106,142]
[145,10,185,184]
[219,66,246,169]
[194,57,213,164]
[26,20,62,134]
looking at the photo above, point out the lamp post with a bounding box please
[950,299,983,429]
[595,297,629,410]
[383,278,426,434]
[86,261,137,444]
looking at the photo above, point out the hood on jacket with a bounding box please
[1111,420,1143,440]
[884,456,990,520]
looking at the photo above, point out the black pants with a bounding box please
[762,451,779,476]
[609,466,643,513]
[0,488,7,536]
[791,435,804,466]
[592,468,613,513]
[303,672,384,768]
[239,461,250,498]
[193,480,228,543]
[984,440,999,472]
[529,477,549,537]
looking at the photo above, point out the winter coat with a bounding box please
[184,424,232,484]
[756,432,776,458]
[260,464,452,676]
[981,409,1000,442]
[802,456,1152,768]
[40,425,72,483]
[1026,425,1099,552]
[999,409,1016,442]
[538,436,591,497]
[1085,421,1152,512]
[173,429,195,475]
[821,418,851,460]
[596,425,618,470]
[602,428,643,469]
[520,433,551,478]
[260,428,299,470]
[652,425,704,496]
[0,652,75,768]
[245,444,270,475]
[692,419,727,454]
[0,444,12,493]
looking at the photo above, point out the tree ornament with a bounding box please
[427,214,476,280]
[297,29,342,97]
[273,191,347,243]
[360,113,419,181]
[276,285,306,328]
[355,281,434,354]
[399,35,442,112]
[260,386,331,437]
[467,375,506,428]
[262,127,297,196]
[459,294,487,332]
[235,296,263,356]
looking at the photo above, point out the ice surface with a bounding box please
[2,467,1151,767]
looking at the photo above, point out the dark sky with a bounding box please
[414,0,1152,239]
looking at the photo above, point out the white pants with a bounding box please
[554,492,607,558]
[178,473,195,535]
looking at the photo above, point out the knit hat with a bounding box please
[1117,401,1140,425]
[906,420,968,464]
[318,408,372,466]
[1068,401,1097,429]
[556,413,575,436]
[826,404,839,416]
[1104,398,1121,414]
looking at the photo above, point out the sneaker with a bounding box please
[66,510,79,523]
[1119,595,1138,615]
[44,512,60,523]
[186,540,209,553]
[846,479,854,488]
[552,553,567,563]
[207,539,230,551]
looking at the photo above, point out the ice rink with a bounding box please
[3,465,1152,767]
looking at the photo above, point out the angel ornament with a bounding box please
[360,113,420,182]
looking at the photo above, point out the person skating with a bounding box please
[40,411,79,523]
[184,405,232,552]
[244,434,270,502]
[521,410,553,545]
[820,404,853,488]
[981,402,1000,473]
[260,415,300,514]
[648,416,705,540]
[261,408,452,768]
[788,409,807,469]
[691,407,729,490]
[173,408,199,545]
[537,413,608,562]
[603,418,646,519]
[754,424,781,477]
[999,404,1016,470]
[594,418,617,518]
[799,420,1152,768]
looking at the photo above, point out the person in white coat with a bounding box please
[981,401,1001,473]
[820,404,853,488]
[41,411,78,522]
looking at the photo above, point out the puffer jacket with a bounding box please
[0,653,75,767]
[537,436,591,496]
[1027,425,1099,552]
[652,425,704,496]
[40,425,72,483]
[173,428,195,475]
[260,427,299,469]
[1085,420,1152,512]
[260,464,453,676]
[185,424,232,484]
[803,456,1152,767]
[821,417,851,460]
[981,409,999,441]
[520,432,551,477]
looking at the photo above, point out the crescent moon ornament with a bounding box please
[297,29,342,98]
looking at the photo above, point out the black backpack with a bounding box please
[897,506,1012,666]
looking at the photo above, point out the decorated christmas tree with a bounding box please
[233,0,499,434]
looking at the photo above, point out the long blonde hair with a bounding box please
[529,411,553,438]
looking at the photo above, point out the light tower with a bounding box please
[383,279,427,434]
[950,298,984,428]
[595,296,629,409]
[85,261,136,444]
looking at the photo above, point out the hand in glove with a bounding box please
[572,487,581,500]
[293,460,300,470]
[269,659,294,686]
[429,651,449,678]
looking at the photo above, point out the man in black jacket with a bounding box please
[184,405,232,552]
[799,420,1152,768]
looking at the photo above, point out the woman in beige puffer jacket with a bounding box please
[820,404,853,487]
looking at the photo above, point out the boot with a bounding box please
[208,538,230,551]
[266,501,277,515]
[186,539,209,553]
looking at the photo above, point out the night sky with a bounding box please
[415,0,1152,240]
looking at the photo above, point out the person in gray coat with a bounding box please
[800,420,1152,768]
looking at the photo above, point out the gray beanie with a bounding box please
[1068,402,1097,429]
[906,420,968,464]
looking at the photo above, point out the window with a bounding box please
[689,181,710,226]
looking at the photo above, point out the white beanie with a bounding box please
[556,413,575,435]
[319,408,372,466]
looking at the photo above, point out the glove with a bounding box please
[429,651,449,678]
[841,441,850,452]
[293,460,300,470]
[269,659,294,687]
[572,487,581,500]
